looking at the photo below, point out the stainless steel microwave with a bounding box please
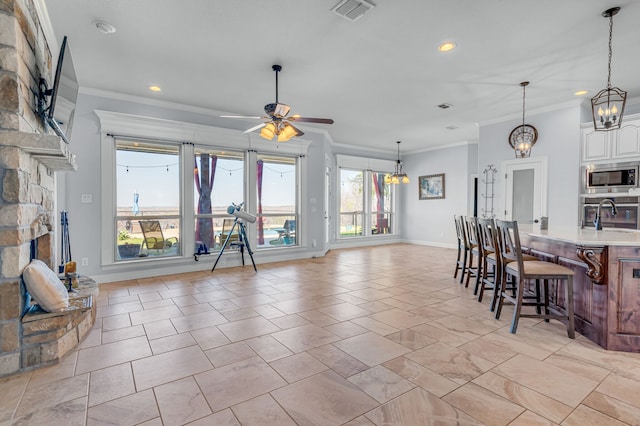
[585,165,638,192]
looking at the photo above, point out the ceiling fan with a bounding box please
[221,64,334,142]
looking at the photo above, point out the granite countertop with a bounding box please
[520,224,640,246]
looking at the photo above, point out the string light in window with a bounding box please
[117,163,178,173]
[216,166,243,176]
[263,165,294,178]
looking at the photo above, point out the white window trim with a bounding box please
[96,110,310,267]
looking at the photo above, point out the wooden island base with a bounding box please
[520,229,640,353]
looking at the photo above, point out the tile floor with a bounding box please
[2,244,640,425]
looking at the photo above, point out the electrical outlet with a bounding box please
[81,194,93,203]
[81,257,89,266]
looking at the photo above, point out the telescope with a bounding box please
[212,202,257,272]
[227,203,256,223]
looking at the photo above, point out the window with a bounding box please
[115,140,181,260]
[370,172,392,234]
[338,166,395,239]
[193,148,244,253]
[339,169,364,237]
[98,110,311,266]
[256,154,297,248]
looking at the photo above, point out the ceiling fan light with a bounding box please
[260,123,276,140]
[277,133,291,142]
[277,123,297,142]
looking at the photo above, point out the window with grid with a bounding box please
[115,140,181,259]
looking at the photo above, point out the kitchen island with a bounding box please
[519,225,640,352]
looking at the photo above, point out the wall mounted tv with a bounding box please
[38,35,78,144]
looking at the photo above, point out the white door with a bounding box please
[502,157,548,224]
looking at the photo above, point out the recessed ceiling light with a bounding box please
[574,90,589,96]
[438,41,457,52]
[148,85,162,92]
[93,20,116,35]
[437,103,453,109]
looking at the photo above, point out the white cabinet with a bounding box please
[581,115,640,163]
[582,128,610,162]
[613,122,640,159]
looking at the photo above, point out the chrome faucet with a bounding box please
[594,199,617,230]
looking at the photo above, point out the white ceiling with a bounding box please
[41,0,640,153]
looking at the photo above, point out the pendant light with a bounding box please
[508,82,538,158]
[591,6,626,131]
[384,141,409,184]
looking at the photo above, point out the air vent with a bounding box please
[437,103,453,109]
[331,0,375,21]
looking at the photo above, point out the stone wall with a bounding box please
[0,0,78,377]
[0,0,51,133]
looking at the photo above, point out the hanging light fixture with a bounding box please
[259,121,301,142]
[591,6,626,131]
[508,81,538,158]
[260,123,276,140]
[384,141,410,184]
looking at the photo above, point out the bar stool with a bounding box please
[464,216,481,289]
[475,218,498,308]
[453,215,468,283]
[476,218,539,311]
[494,219,575,338]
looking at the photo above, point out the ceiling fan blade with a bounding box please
[289,115,334,124]
[242,123,267,134]
[220,115,264,119]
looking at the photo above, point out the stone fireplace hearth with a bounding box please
[0,0,84,377]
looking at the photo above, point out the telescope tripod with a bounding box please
[211,217,257,272]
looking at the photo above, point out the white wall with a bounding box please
[402,144,475,248]
[478,105,581,227]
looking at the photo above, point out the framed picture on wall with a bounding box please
[419,173,445,200]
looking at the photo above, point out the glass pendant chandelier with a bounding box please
[384,141,410,184]
[591,7,626,131]
[508,82,538,158]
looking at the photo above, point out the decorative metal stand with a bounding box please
[481,165,497,218]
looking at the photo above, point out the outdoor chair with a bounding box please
[139,220,178,255]
[220,218,240,249]
[272,219,296,245]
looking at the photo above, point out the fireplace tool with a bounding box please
[59,211,77,291]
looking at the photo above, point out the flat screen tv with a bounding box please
[38,35,78,144]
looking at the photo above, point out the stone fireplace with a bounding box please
[0,0,89,377]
